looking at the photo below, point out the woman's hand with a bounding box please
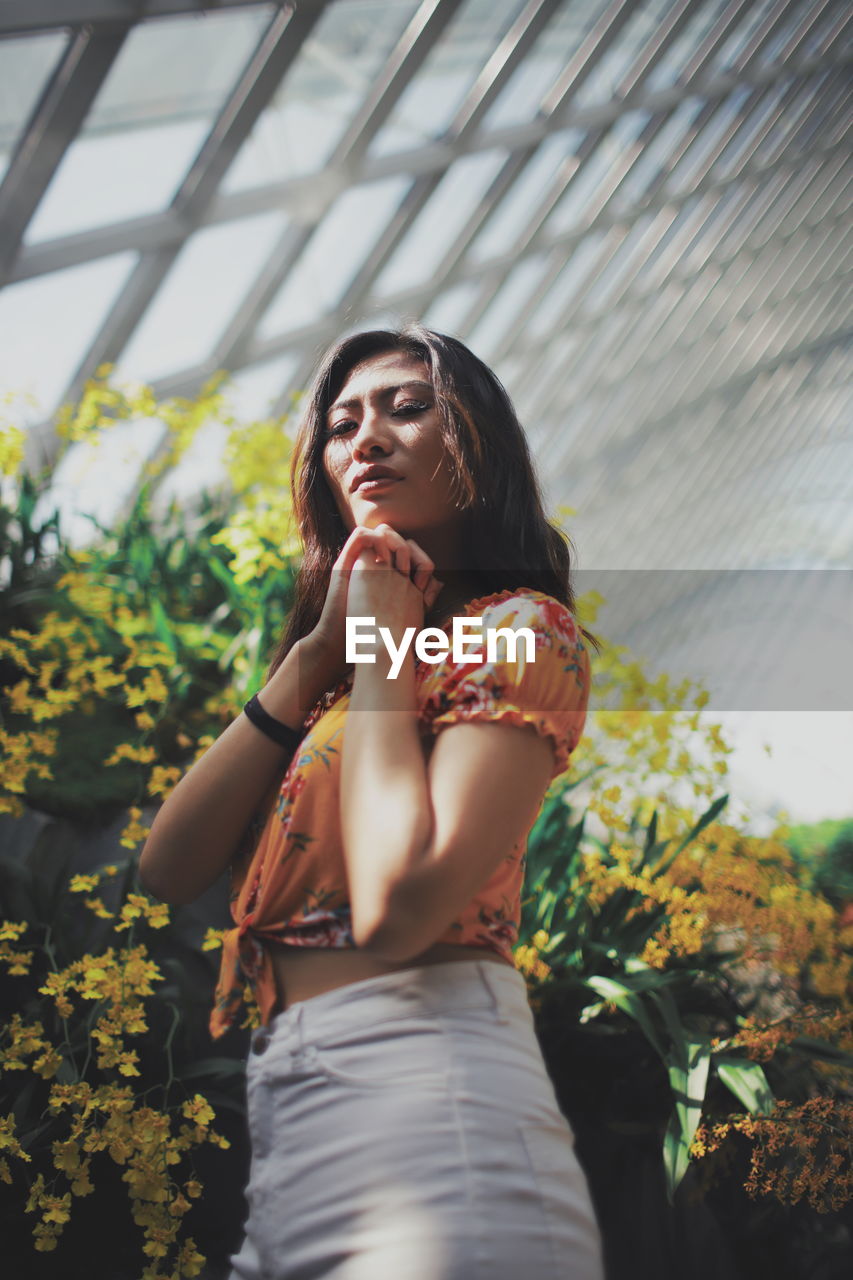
[308,525,443,681]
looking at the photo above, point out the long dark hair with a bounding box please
[266,323,600,682]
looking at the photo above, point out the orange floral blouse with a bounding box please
[210,588,592,1038]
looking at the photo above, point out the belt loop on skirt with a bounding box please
[291,999,307,1058]
[474,959,514,1024]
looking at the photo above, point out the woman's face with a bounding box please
[321,350,466,545]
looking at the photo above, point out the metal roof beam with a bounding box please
[21,2,323,476]
[0,0,288,36]
[0,25,128,285]
[10,39,847,286]
[213,0,468,376]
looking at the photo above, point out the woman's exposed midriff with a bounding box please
[269,940,514,1013]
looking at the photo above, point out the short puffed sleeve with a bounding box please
[418,591,591,782]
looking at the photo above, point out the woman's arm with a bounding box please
[342,643,555,961]
[139,634,339,906]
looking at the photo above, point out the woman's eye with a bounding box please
[325,403,429,439]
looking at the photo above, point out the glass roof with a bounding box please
[0,0,848,589]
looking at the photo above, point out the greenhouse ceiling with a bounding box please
[0,0,849,607]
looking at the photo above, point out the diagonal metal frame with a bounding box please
[21,1,325,476]
[540,259,852,527]
[143,36,849,422]
[0,0,267,36]
[6,0,849,544]
[566,223,852,455]
[586,326,853,567]
[0,25,129,284]
[212,0,469,377]
[267,0,838,408]
[499,47,849,427]
[455,0,838,370]
[504,150,845,435]
[265,0,701,407]
[10,1,843,285]
[236,0,584,409]
[564,209,850,422]
[499,57,845,396]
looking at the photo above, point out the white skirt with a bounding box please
[228,957,604,1280]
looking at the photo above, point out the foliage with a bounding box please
[514,782,852,1213]
[0,832,253,1278]
[1,367,851,1275]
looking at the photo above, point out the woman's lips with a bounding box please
[355,477,402,494]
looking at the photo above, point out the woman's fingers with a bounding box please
[336,525,441,600]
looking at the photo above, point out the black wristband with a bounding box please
[243,693,303,753]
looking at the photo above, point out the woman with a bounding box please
[140,323,605,1279]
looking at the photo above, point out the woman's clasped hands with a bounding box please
[310,524,444,680]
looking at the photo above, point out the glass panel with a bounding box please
[25,7,272,243]
[756,0,823,66]
[0,253,138,429]
[465,252,552,357]
[545,113,649,236]
[571,0,680,110]
[754,70,833,165]
[223,352,303,422]
[115,210,289,383]
[525,230,608,338]
[258,175,412,337]
[663,84,754,196]
[419,279,482,333]
[222,0,421,191]
[0,31,68,185]
[642,0,733,93]
[608,98,704,214]
[38,416,167,550]
[372,148,509,297]
[704,0,779,76]
[799,1,851,57]
[367,0,526,158]
[481,0,609,131]
[712,76,795,181]
[466,129,585,265]
[582,212,658,312]
[150,417,231,519]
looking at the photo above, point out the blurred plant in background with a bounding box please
[1,370,850,1279]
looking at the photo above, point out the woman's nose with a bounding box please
[351,409,393,456]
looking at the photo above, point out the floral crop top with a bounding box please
[210,588,591,1038]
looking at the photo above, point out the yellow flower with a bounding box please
[0,1113,31,1163]
[147,765,182,800]
[181,1095,215,1129]
[177,1238,206,1277]
[32,1047,62,1079]
[0,422,25,476]
[120,807,151,850]
[41,1192,72,1224]
[84,896,115,919]
[0,921,27,942]
[69,874,98,893]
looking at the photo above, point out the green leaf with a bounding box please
[584,975,665,1059]
[649,792,729,878]
[714,1055,775,1115]
[662,1037,711,1201]
[663,1106,689,1201]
